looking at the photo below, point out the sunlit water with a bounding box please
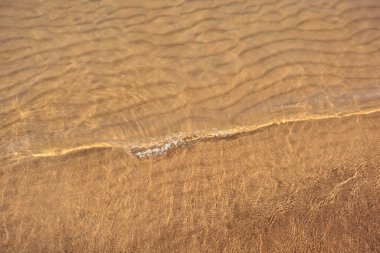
[1,0,380,160]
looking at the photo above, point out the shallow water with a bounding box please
[2,112,380,252]
[1,0,380,160]
[1,0,380,251]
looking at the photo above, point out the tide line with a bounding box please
[27,106,380,159]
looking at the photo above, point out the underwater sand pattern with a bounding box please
[1,0,380,252]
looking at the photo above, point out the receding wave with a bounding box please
[21,106,380,159]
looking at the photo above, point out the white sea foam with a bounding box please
[129,127,245,158]
[132,139,185,158]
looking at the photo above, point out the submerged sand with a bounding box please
[1,0,380,252]
[1,0,380,158]
[1,112,380,252]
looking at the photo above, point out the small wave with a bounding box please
[18,106,380,159]
[132,139,186,158]
[128,107,380,158]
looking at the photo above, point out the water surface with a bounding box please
[1,0,380,252]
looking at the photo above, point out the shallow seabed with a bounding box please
[1,0,380,252]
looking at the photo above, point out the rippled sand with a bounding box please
[1,0,380,252]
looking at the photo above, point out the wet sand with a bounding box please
[1,0,380,252]
[2,112,380,252]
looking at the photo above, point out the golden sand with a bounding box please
[1,0,380,252]
[2,112,380,252]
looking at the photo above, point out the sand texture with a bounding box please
[1,113,380,252]
[1,0,380,252]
